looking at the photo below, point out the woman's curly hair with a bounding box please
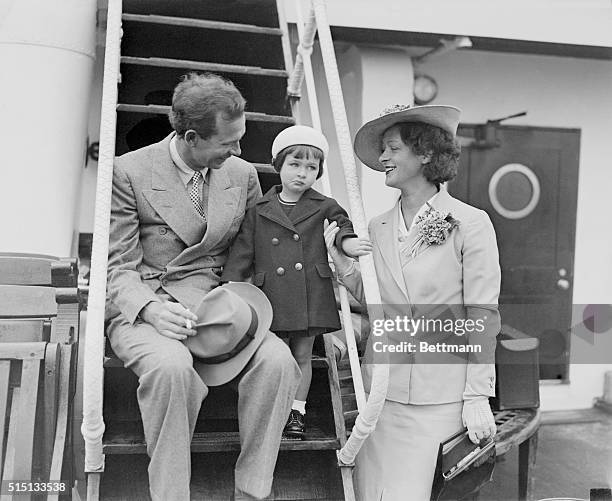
[397,122,461,185]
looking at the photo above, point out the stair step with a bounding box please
[254,163,276,174]
[105,352,328,369]
[121,56,288,78]
[338,373,354,388]
[341,393,357,411]
[122,13,283,36]
[104,426,340,454]
[122,0,282,29]
[344,410,358,430]
[116,104,295,125]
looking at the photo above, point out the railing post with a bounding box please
[291,0,366,412]
[311,0,389,466]
[81,0,123,495]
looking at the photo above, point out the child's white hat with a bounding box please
[271,125,329,159]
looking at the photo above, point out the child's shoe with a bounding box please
[283,409,305,440]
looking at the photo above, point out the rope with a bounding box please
[292,0,366,411]
[286,5,317,98]
[81,0,123,474]
[312,0,389,466]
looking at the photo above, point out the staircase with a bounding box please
[114,0,296,191]
[100,1,355,498]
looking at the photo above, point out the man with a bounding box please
[106,72,300,501]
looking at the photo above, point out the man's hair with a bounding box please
[397,122,461,185]
[272,144,325,180]
[169,72,246,139]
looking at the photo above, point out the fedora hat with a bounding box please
[185,282,272,386]
[353,104,461,171]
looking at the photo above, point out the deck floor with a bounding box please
[98,409,612,500]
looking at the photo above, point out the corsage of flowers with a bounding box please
[410,203,460,257]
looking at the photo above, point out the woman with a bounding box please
[325,104,500,500]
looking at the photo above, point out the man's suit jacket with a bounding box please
[222,186,356,333]
[106,133,261,327]
[340,189,501,404]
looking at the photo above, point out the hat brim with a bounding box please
[353,105,461,171]
[193,282,273,387]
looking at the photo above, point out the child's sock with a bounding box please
[292,399,306,415]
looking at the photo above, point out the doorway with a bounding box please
[448,125,580,380]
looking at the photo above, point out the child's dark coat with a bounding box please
[221,185,356,333]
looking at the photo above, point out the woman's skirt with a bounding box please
[354,399,463,501]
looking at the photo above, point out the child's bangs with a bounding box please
[287,144,325,161]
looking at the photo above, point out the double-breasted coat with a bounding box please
[222,185,356,334]
[105,133,262,323]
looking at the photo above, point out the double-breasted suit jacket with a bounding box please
[105,133,261,326]
[340,189,501,404]
[222,185,356,333]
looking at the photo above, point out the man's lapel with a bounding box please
[199,165,241,250]
[141,138,206,247]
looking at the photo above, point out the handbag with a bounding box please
[430,428,496,501]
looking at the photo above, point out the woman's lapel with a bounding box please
[373,201,410,301]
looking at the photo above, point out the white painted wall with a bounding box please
[282,0,612,47]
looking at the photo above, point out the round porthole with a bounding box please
[488,164,540,219]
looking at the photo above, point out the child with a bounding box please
[221,125,371,439]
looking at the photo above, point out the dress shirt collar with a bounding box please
[398,189,441,237]
[169,134,208,186]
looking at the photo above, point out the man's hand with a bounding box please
[341,236,373,258]
[140,301,198,341]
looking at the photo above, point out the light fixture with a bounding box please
[413,74,438,105]
[413,36,472,64]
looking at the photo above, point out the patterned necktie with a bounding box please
[189,171,206,220]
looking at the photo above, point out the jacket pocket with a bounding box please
[315,263,333,278]
[253,272,266,286]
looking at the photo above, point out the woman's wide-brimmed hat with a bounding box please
[353,104,461,171]
[186,282,272,386]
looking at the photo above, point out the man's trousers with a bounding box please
[108,315,300,500]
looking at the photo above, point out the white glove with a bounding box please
[462,398,497,444]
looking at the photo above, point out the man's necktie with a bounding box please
[189,171,206,220]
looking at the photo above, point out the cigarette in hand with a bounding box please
[185,319,192,329]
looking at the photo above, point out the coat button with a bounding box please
[276,267,285,276]
[294,263,303,271]
[161,278,168,286]
[271,237,280,245]
[159,227,167,235]
[293,234,300,241]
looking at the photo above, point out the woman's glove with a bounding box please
[324,221,356,276]
[462,398,497,444]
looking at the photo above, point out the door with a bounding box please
[448,125,580,380]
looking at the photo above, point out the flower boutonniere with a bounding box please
[410,203,460,257]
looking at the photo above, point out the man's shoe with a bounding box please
[283,409,305,440]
